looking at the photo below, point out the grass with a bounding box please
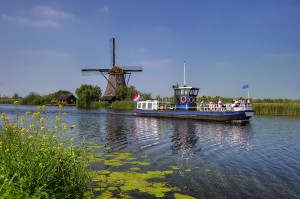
[111,101,136,109]
[253,102,300,116]
[0,102,92,198]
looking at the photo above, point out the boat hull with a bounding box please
[135,109,254,122]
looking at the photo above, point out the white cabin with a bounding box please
[137,100,171,110]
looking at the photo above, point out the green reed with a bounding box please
[0,102,92,198]
[253,102,300,116]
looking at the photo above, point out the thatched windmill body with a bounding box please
[82,38,142,101]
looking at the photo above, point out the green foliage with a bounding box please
[0,104,92,198]
[76,84,101,108]
[112,100,136,109]
[21,92,43,105]
[253,102,300,116]
[115,86,137,101]
[91,101,110,108]
[140,92,152,101]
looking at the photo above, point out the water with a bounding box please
[1,104,300,198]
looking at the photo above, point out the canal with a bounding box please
[1,104,299,198]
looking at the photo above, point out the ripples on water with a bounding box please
[1,105,299,198]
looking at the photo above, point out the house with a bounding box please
[57,94,77,105]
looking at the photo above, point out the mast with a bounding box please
[184,61,185,86]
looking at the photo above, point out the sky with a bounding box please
[0,0,299,99]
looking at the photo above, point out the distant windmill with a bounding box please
[82,38,142,101]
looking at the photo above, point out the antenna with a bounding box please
[184,61,186,86]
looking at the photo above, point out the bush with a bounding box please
[112,101,136,109]
[0,103,92,198]
[91,101,110,108]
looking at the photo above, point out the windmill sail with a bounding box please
[81,38,142,101]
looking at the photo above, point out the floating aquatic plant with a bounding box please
[87,142,196,198]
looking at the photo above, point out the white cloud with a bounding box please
[32,5,73,19]
[98,5,110,13]
[1,14,60,28]
[134,59,171,68]
[22,50,71,58]
[1,5,73,28]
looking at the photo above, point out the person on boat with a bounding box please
[200,99,205,107]
[209,101,213,109]
[240,97,245,107]
[232,98,239,107]
[218,98,222,110]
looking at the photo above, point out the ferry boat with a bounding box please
[135,86,254,123]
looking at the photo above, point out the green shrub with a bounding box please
[112,101,136,109]
[0,103,92,198]
[91,101,110,108]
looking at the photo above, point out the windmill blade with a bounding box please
[121,66,143,72]
[81,68,110,76]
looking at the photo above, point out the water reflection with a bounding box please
[131,117,164,149]
[195,122,253,150]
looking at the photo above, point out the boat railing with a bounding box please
[195,103,252,112]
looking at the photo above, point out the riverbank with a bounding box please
[1,100,300,116]
[252,102,300,116]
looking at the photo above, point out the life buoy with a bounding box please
[189,97,194,103]
[181,96,187,104]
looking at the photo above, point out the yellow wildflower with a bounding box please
[39,117,45,123]
[54,125,59,131]
[69,138,74,143]
[58,143,64,147]
[20,116,25,122]
[20,128,26,134]
[52,135,57,139]
[39,163,44,168]
[40,126,45,131]
[59,104,63,110]
[26,111,30,115]
[28,135,33,140]
[42,135,47,141]
[71,124,76,129]
[30,124,34,129]
[63,112,67,116]
[55,116,61,122]
[1,113,5,119]
[13,101,19,105]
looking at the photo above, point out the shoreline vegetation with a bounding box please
[1,97,300,116]
[0,103,198,198]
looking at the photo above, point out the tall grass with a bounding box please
[253,102,300,116]
[0,102,92,198]
[112,100,136,109]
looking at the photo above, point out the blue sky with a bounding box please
[0,0,299,99]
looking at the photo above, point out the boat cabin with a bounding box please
[137,100,171,110]
[174,86,199,111]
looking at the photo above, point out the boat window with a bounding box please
[175,89,180,95]
[180,89,189,95]
[138,102,141,109]
[189,89,199,96]
[148,103,152,109]
[142,102,146,109]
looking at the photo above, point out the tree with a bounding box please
[115,86,137,101]
[140,92,152,101]
[76,84,101,108]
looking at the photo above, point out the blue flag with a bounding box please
[242,84,249,89]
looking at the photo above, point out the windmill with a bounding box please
[82,38,142,101]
